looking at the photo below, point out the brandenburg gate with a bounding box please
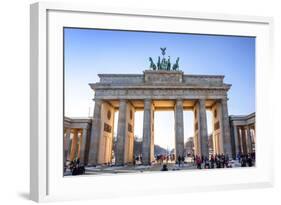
[63,49,234,167]
[87,67,233,165]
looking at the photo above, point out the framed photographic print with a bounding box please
[30,2,274,202]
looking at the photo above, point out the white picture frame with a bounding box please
[30,2,274,202]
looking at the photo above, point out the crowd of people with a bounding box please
[133,152,256,169]
[73,151,256,172]
[65,152,256,175]
[65,157,85,175]
[155,154,176,164]
[236,152,255,167]
[193,154,231,169]
[193,152,255,169]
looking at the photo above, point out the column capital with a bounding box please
[220,97,229,103]
[93,98,103,106]
[119,98,127,102]
[198,98,206,104]
[143,98,152,103]
[175,99,183,106]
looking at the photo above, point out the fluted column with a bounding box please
[246,126,252,153]
[69,129,78,161]
[233,125,240,157]
[64,128,71,164]
[221,98,232,157]
[238,127,243,154]
[198,99,208,158]
[142,99,153,165]
[252,126,256,144]
[241,127,247,154]
[116,99,127,165]
[79,127,88,165]
[174,99,184,159]
[88,99,102,165]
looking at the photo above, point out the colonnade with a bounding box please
[232,125,255,155]
[63,127,90,166]
[87,98,232,166]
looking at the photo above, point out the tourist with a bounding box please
[247,154,253,167]
[241,155,247,167]
[161,164,168,171]
[215,154,218,167]
[251,152,256,161]
[193,155,196,166]
[237,152,241,162]
[160,155,164,165]
[210,155,215,168]
[225,154,229,168]
[216,155,221,168]
[221,154,225,168]
[196,155,202,169]
[177,155,182,167]
[181,156,185,165]
[204,156,210,169]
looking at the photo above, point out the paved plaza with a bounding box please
[64,159,245,176]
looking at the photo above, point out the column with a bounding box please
[174,99,184,160]
[198,99,208,158]
[151,107,155,162]
[212,134,217,155]
[63,128,71,166]
[69,129,78,161]
[246,126,252,153]
[252,126,256,144]
[238,127,243,154]
[79,127,88,165]
[124,103,135,164]
[77,130,82,159]
[88,99,102,165]
[233,125,240,157]
[211,103,219,155]
[142,99,153,165]
[241,127,247,154]
[221,98,232,157]
[193,106,200,156]
[251,126,256,152]
[116,99,127,165]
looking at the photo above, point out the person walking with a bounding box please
[204,156,210,169]
[177,155,182,167]
[181,156,185,166]
[241,155,247,167]
[196,155,202,169]
[247,154,253,167]
[210,155,215,168]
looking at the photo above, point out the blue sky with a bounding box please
[64,28,255,149]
